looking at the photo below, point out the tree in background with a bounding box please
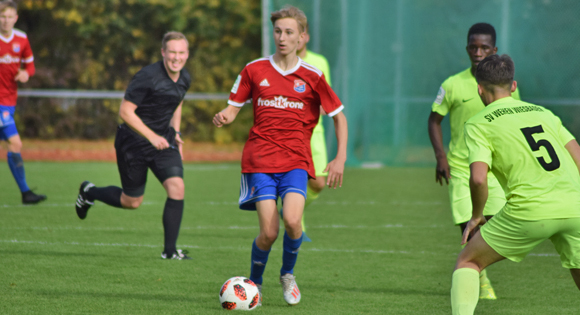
[14,0,261,141]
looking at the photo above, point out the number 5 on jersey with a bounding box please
[520,125,561,171]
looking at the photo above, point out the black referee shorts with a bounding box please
[114,127,183,197]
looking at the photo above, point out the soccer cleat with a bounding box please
[22,190,47,204]
[75,181,95,219]
[280,273,301,305]
[256,283,262,307]
[479,282,497,300]
[161,249,192,260]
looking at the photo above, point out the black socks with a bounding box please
[162,198,184,254]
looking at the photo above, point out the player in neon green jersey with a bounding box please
[294,21,332,242]
[428,23,520,300]
[451,54,580,315]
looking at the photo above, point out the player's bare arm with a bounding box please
[213,105,242,128]
[428,111,451,185]
[324,111,348,189]
[119,99,169,150]
[462,161,489,244]
[565,140,580,175]
[170,101,184,157]
[14,69,29,83]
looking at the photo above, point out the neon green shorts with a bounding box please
[311,123,328,178]
[448,170,505,225]
[481,209,580,269]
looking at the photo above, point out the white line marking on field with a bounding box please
[0,239,560,257]
[0,200,442,208]
[0,201,157,208]
[1,224,450,231]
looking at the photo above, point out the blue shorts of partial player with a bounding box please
[238,169,308,210]
[0,105,18,141]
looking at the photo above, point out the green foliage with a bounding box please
[14,0,261,141]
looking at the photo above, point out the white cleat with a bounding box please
[280,273,301,305]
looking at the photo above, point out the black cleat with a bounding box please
[22,190,47,204]
[161,249,192,260]
[75,181,95,219]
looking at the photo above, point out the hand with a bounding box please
[324,158,345,189]
[14,70,29,83]
[213,111,228,127]
[149,134,170,150]
[435,157,451,185]
[175,133,184,158]
[461,215,487,245]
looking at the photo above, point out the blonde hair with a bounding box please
[162,31,188,50]
[270,5,307,33]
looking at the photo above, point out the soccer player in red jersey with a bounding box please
[213,5,348,306]
[0,0,46,204]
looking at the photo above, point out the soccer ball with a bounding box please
[219,276,260,310]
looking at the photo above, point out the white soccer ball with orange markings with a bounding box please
[219,276,260,311]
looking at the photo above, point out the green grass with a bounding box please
[1,162,579,314]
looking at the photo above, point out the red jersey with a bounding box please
[0,29,35,106]
[228,56,344,178]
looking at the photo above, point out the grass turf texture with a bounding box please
[1,162,579,314]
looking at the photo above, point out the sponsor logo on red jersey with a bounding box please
[294,80,306,93]
[257,96,304,110]
[0,54,21,64]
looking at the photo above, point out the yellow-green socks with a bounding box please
[479,268,490,285]
[302,186,320,233]
[305,185,320,208]
[451,268,479,315]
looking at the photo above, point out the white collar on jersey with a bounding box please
[0,30,14,43]
[269,55,302,76]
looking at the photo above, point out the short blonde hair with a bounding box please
[270,5,307,33]
[162,31,188,50]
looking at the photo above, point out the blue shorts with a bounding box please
[239,169,308,210]
[0,105,18,141]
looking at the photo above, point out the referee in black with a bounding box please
[75,31,192,260]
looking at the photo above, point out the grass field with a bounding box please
[1,162,579,314]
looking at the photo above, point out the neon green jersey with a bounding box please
[465,97,580,220]
[303,50,331,133]
[432,68,521,171]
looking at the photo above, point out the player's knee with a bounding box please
[7,138,22,152]
[309,177,326,193]
[122,197,143,209]
[260,230,279,245]
[283,217,302,233]
[309,181,325,193]
[163,178,184,199]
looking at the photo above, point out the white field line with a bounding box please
[0,200,442,208]
[0,223,448,232]
[0,239,559,257]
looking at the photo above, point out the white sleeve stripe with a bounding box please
[22,56,34,63]
[246,57,269,66]
[301,63,323,76]
[327,105,344,117]
[227,99,245,107]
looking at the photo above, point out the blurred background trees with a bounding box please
[14,0,261,142]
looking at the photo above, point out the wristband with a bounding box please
[176,131,182,136]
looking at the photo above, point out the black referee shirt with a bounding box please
[123,61,191,135]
